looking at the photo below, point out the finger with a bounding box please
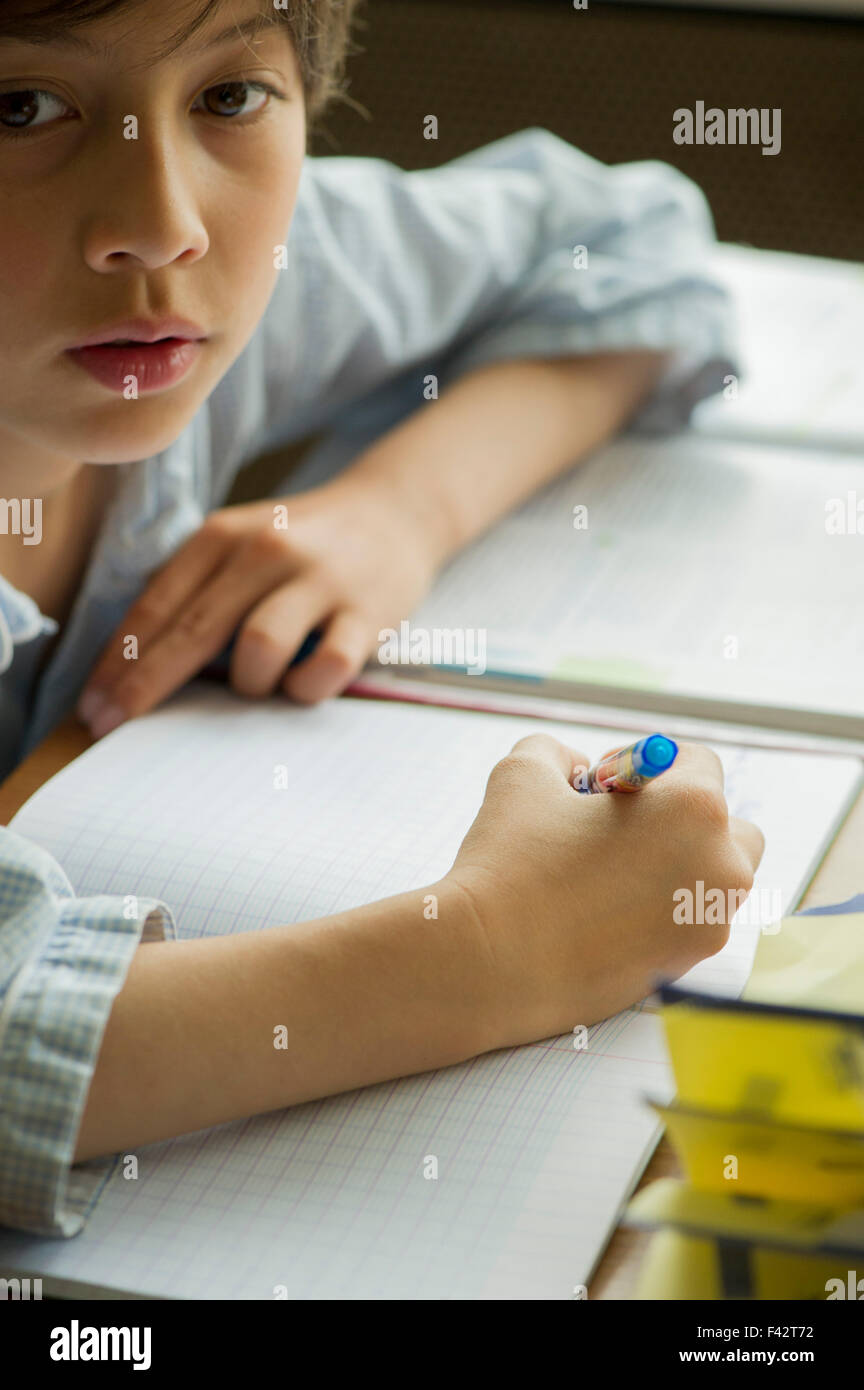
[83,553,291,735]
[77,523,230,712]
[729,815,766,873]
[597,739,723,790]
[230,580,333,697]
[282,609,373,704]
[502,733,592,788]
[661,739,725,792]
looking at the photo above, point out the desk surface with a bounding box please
[2,714,862,1299]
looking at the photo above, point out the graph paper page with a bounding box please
[3,687,860,1298]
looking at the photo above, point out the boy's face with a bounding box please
[0,0,306,471]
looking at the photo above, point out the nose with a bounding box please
[80,122,209,272]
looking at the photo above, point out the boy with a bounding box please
[0,0,762,1238]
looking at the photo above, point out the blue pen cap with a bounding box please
[637,734,678,776]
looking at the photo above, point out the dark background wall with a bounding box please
[308,0,863,262]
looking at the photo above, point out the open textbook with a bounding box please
[692,244,864,453]
[373,433,864,739]
[271,243,864,739]
[0,685,859,1299]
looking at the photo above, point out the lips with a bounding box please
[67,338,205,394]
[70,316,207,348]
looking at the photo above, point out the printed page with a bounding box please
[693,244,864,451]
[405,434,864,725]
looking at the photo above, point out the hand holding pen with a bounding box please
[575,734,679,794]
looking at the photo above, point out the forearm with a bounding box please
[323,350,669,562]
[73,879,494,1162]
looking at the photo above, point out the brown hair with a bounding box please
[0,0,365,128]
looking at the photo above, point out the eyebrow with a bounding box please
[12,14,282,62]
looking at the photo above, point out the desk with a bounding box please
[2,714,863,1299]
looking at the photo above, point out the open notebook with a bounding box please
[371,432,864,739]
[0,685,860,1299]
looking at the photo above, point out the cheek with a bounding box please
[0,212,55,308]
[214,124,304,236]
[210,151,304,307]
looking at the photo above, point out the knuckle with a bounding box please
[251,526,294,565]
[174,605,217,644]
[511,734,544,754]
[676,779,729,830]
[677,740,723,775]
[238,623,287,658]
[490,751,535,788]
[131,595,170,630]
[512,733,559,760]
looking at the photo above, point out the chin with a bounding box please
[66,398,202,463]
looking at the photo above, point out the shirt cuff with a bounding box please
[435,281,740,436]
[0,891,175,1237]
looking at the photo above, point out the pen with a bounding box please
[577,734,679,794]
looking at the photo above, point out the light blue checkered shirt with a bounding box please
[0,129,738,1235]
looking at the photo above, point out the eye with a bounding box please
[195,80,275,121]
[0,77,283,142]
[0,88,71,135]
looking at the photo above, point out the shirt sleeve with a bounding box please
[256,125,739,449]
[0,826,176,1237]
